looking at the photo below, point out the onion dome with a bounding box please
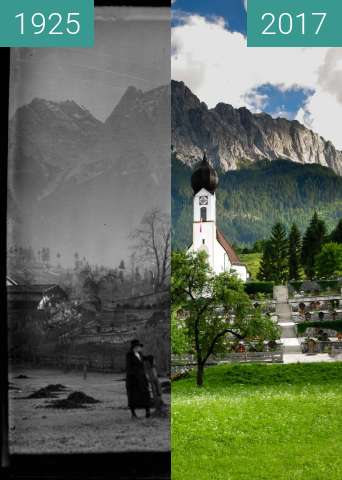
[191,152,219,195]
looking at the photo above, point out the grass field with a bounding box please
[239,253,261,279]
[172,363,342,480]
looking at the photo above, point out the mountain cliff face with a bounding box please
[7,85,170,265]
[171,80,342,175]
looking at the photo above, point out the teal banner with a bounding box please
[247,0,342,47]
[0,0,94,47]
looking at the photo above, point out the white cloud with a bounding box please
[296,48,342,148]
[172,14,342,149]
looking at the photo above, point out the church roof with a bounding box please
[216,229,244,265]
[191,152,219,195]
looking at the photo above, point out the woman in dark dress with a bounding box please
[125,339,151,419]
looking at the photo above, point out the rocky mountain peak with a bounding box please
[171,80,342,175]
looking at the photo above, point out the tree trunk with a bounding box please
[196,362,204,387]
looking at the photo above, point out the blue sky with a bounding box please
[172,0,316,122]
[172,0,247,34]
[246,84,315,120]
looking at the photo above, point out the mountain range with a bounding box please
[7,85,170,266]
[171,80,342,175]
[7,79,342,261]
[171,80,342,249]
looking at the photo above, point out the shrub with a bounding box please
[244,281,274,296]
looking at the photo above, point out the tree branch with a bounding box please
[203,328,245,364]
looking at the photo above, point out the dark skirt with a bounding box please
[125,350,151,409]
[126,374,151,409]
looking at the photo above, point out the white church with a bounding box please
[188,153,249,282]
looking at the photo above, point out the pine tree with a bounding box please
[257,223,288,284]
[257,241,274,281]
[330,219,342,244]
[269,223,289,284]
[288,223,302,281]
[301,212,327,279]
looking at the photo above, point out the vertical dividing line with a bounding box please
[0,46,10,470]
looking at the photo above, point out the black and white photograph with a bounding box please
[6,6,170,454]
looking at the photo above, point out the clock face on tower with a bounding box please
[199,195,208,206]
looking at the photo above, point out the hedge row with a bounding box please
[244,279,341,297]
[244,281,275,295]
[297,320,342,335]
[289,280,341,292]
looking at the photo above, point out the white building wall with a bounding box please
[192,220,216,268]
[190,187,249,282]
[193,188,216,222]
[231,264,249,282]
[213,241,231,274]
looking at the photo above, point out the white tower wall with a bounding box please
[193,188,216,222]
[189,165,248,282]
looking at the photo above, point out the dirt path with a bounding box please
[8,368,170,453]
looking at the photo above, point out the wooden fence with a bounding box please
[32,353,124,373]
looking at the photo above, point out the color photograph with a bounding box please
[171,1,342,479]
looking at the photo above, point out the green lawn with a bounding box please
[172,363,342,480]
[239,253,261,279]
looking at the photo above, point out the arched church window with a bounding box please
[200,207,207,221]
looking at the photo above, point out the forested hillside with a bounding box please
[172,154,342,250]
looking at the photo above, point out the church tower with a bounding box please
[191,152,219,269]
[189,152,248,281]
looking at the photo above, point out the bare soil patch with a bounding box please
[45,391,101,409]
[25,384,68,399]
[9,368,170,453]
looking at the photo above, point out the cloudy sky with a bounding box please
[172,0,342,150]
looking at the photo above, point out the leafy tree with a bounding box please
[301,212,327,278]
[172,250,280,386]
[119,260,125,270]
[315,243,342,279]
[288,223,302,281]
[330,219,342,244]
[171,307,190,355]
[257,223,288,284]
